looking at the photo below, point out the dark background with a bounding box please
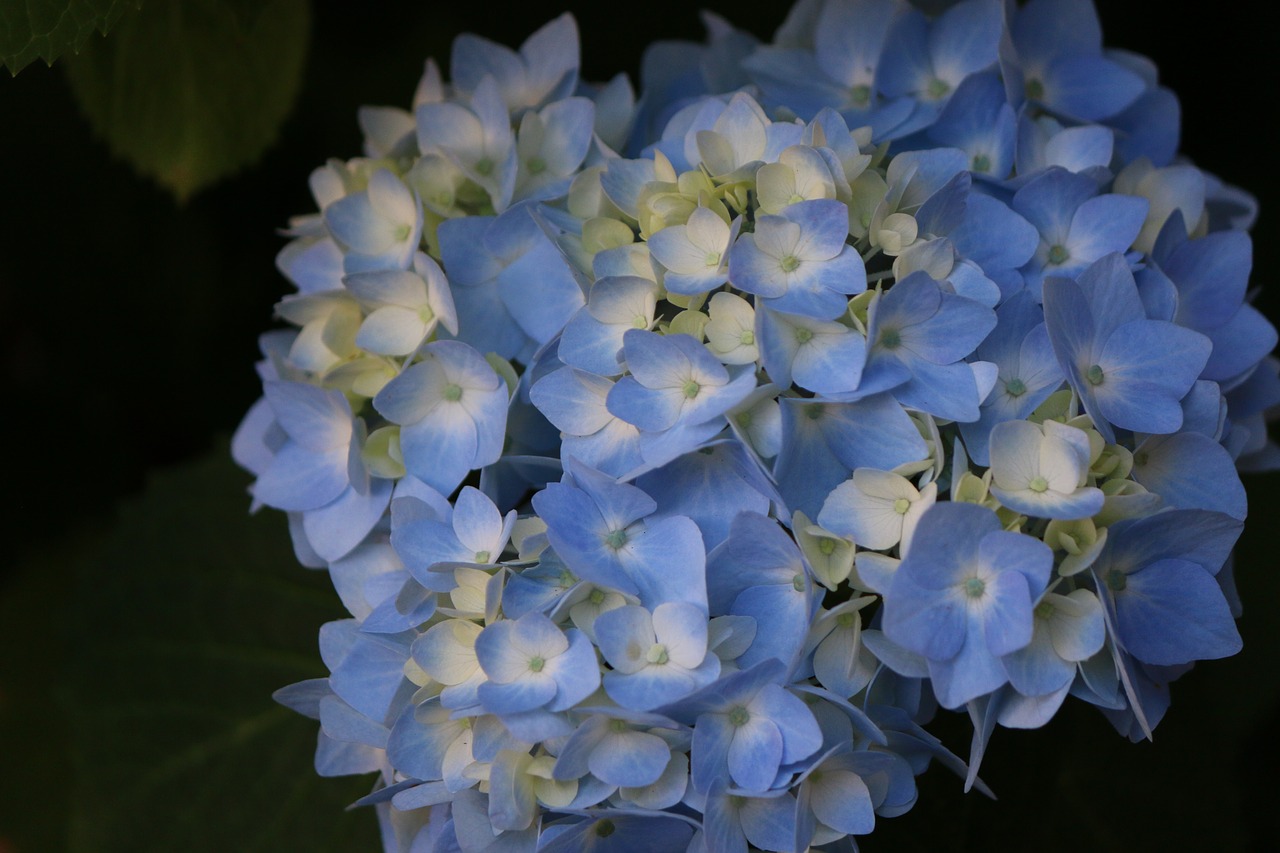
[1,1,1277,850]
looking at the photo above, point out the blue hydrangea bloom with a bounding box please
[883,502,1053,708]
[1043,253,1211,443]
[238,5,1277,849]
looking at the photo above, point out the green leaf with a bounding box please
[64,0,310,202]
[0,0,140,75]
[39,444,377,852]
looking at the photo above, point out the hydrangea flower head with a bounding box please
[235,3,1276,849]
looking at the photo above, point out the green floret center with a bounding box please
[1005,377,1027,397]
[818,537,837,556]
[779,254,801,273]
[794,327,814,344]
[1025,78,1045,100]
[646,644,669,665]
[526,157,546,174]
[596,819,616,838]
[683,380,701,399]
[893,498,911,515]
[528,655,545,672]
[443,383,463,402]
[972,153,991,173]
[1086,364,1105,386]
[880,328,902,349]
[1029,476,1049,493]
[1106,569,1127,592]
[1048,244,1069,265]
[474,157,494,176]
[964,577,986,598]
[850,84,871,107]
[792,572,806,592]
[926,77,951,99]
[728,706,750,727]
[604,529,628,550]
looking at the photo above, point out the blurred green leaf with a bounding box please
[0,0,141,74]
[64,0,310,202]
[44,443,375,852]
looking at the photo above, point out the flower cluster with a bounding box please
[234,1,1277,850]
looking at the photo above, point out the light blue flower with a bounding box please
[860,271,997,422]
[324,168,422,274]
[417,76,518,211]
[877,0,1005,133]
[987,419,1103,520]
[474,611,600,714]
[755,305,867,395]
[240,2,1275,847]
[659,660,823,794]
[252,380,365,513]
[1091,509,1242,667]
[1012,168,1148,299]
[648,206,737,296]
[373,339,509,495]
[513,96,595,202]
[728,198,866,319]
[882,502,1053,708]
[532,462,708,610]
[596,602,722,710]
[451,13,580,113]
[1007,0,1147,122]
[345,252,458,357]
[742,0,913,134]
[607,329,757,433]
[1042,253,1211,443]
[390,485,515,587]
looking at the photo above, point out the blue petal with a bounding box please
[621,515,708,611]
[774,396,926,518]
[588,728,673,787]
[1114,559,1242,665]
[253,442,348,512]
[399,404,478,496]
[883,570,965,661]
[691,713,737,794]
[1094,320,1210,434]
[728,717,783,791]
[302,477,393,561]
[1043,54,1145,121]
[1132,432,1247,519]
[979,569,1034,657]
